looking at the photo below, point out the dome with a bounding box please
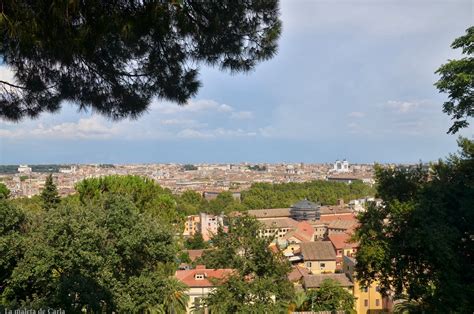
[290,199,320,221]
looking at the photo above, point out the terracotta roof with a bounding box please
[296,221,315,238]
[269,244,280,253]
[284,221,315,242]
[328,234,359,250]
[327,219,358,230]
[300,241,336,261]
[320,205,353,215]
[175,266,234,288]
[319,213,356,222]
[260,217,298,229]
[186,249,211,262]
[303,273,353,288]
[288,265,311,282]
[247,208,290,218]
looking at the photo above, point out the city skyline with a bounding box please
[1,0,473,164]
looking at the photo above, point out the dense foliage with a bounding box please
[0,0,281,121]
[1,176,188,313]
[199,215,294,313]
[175,180,375,216]
[354,138,474,313]
[184,232,208,250]
[76,175,182,225]
[296,279,355,312]
[435,26,474,133]
[0,183,10,199]
[241,180,375,209]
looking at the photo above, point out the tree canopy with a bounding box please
[353,138,474,313]
[199,215,294,312]
[0,1,281,121]
[0,183,10,199]
[435,26,474,133]
[1,177,188,313]
[306,279,355,312]
[241,180,375,209]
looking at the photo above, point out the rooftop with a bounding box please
[260,217,299,229]
[300,241,336,261]
[291,199,320,210]
[328,233,359,250]
[175,265,234,288]
[247,208,291,218]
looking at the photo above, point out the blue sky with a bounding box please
[1,0,473,164]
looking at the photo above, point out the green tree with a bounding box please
[200,215,294,312]
[207,191,237,215]
[0,201,26,296]
[240,180,375,210]
[40,174,60,210]
[435,26,474,133]
[184,232,208,250]
[2,194,180,312]
[0,1,281,121]
[0,183,10,199]
[305,279,355,312]
[176,190,205,215]
[353,138,474,312]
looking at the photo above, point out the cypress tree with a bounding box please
[41,174,60,210]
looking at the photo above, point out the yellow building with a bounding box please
[343,256,391,313]
[183,215,200,237]
[300,241,337,274]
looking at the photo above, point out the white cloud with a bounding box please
[0,116,121,140]
[231,111,254,120]
[385,100,428,113]
[177,128,257,139]
[218,104,234,112]
[152,99,235,114]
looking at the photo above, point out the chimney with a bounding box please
[337,199,344,206]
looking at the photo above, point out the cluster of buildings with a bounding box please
[0,161,375,198]
[176,199,389,313]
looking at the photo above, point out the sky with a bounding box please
[0,0,473,164]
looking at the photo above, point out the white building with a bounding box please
[175,265,234,313]
[333,159,350,173]
[17,165,32,173]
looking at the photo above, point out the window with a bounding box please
[376,299,380,306]
[307,262,312,268]
[195,274,204,280]
[320,263,326,268]
[364,300,368,307]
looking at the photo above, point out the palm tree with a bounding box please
[393,298,426,314]
[160,277,189,314]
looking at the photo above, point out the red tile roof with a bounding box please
[319,213,357,222]
[296,221,315,238]
[288,265,311,282]
[175,266,234,287]
[328,233,358,250]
